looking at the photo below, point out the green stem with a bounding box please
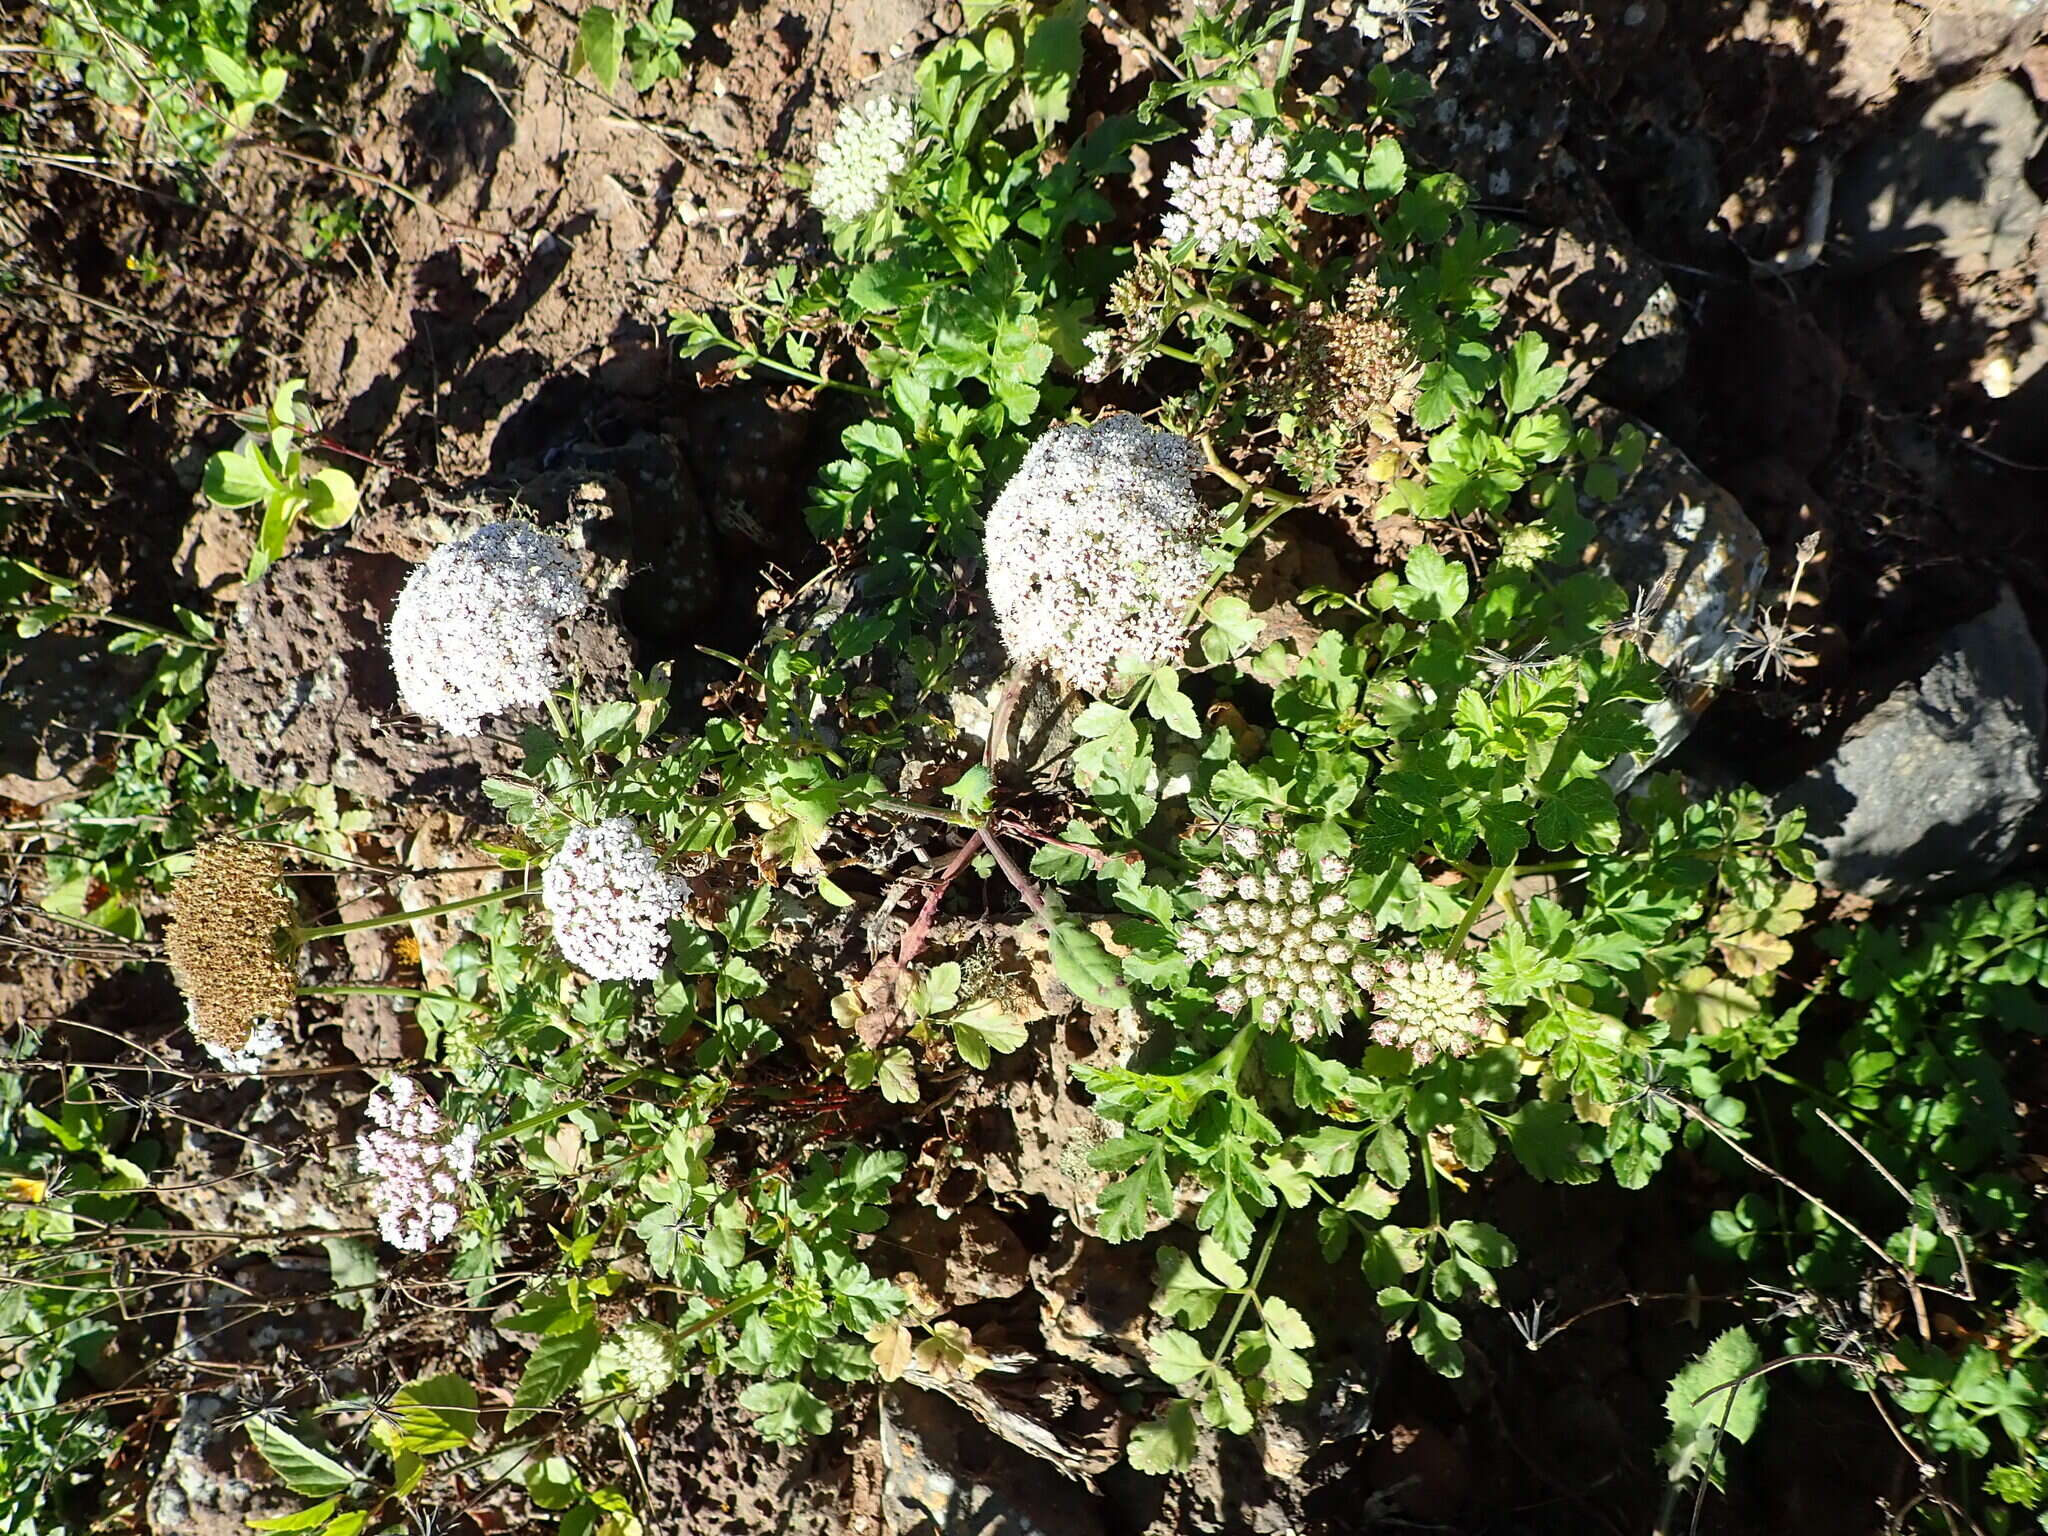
[1452,856,1585,878]
[739,347,882,400]
[293,885,527,942]
[1447,861,1512,951]
[3,605,219,650]
[870,795,982,830]
[1273,0,1308,91]
[1201,441,1304,513]
[1212,1214,1286,1364]
[299,984,483,1011]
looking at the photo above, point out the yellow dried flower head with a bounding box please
[1259,277,1416,435]
[163,840,299,1050]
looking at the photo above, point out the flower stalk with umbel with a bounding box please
[387,519,586,737]
[356,1074,481,1252]
[163,839,527,1055]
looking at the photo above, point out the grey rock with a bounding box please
[146,1393,293,1536]
[1926,0,2047,72]
[1779,587,2046,900]
[880,1389,1107,1536]
[0,632,147,809]
[1832,76,2047,277]
[1590,416,1769,780]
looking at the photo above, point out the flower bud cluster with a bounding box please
[810,97,916,224]
[1178,829,1375,1040]
[983,414,1214,696]
[1161,118,1291,259]
[356,1076,480,1252]
[583,1321,682,1413]
[543,817,685,981]
[387,520,585,737]
[1364,948,1499,1065]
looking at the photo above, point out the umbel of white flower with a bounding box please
[810,97,916,224]
[543,817,685,982]
[581,1320,682,1421]
[1179,830,1377,1040]
[983,414,1214,696]
[387,520,585,736]
[1364,948,1500,1065]
[1161,118,1290,259]
[357,1075,480,1252]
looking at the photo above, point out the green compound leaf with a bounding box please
[740,1380,833,1444]
[1507,1100,1600,1185]
[1533,774,1621,854]
[1127,1399,1199,1474]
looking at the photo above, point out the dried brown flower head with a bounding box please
[164,841,299,1050]
[1258,277,1416,436]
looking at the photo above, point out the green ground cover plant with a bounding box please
[4,2,2046,1534]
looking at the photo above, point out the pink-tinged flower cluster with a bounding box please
[356,1076,480,1252]
[1178,828,1375,1040]
[1364,949,1499,1065]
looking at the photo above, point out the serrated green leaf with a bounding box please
[507,1318,598,1429]
[245,1418,357,1499]
[1046,911,1132,1008]
[1662,1326,1767,1488]
[390,1373,478,1454]
[1127,1399,1199,1474]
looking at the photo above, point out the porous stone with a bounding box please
[1589,417,1769,780]
[206,537,631,807]
[1832,76,2047,277]
[1778,587,2046,900]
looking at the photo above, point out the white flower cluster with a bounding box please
[543,817,684,981]
[1178,830,1376,1040]
[1354,0,1440,44]
[983,414,1213,696]
[201,1017,284,1075]
[583,1321,682,1410]
[1364,949,1499,1065]
[388,520,585,736]
[356,1076,480,1252]
[1161,118,1291,259]
[810,97,916,224]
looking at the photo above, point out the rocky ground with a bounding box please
[6,0,2048,1532]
